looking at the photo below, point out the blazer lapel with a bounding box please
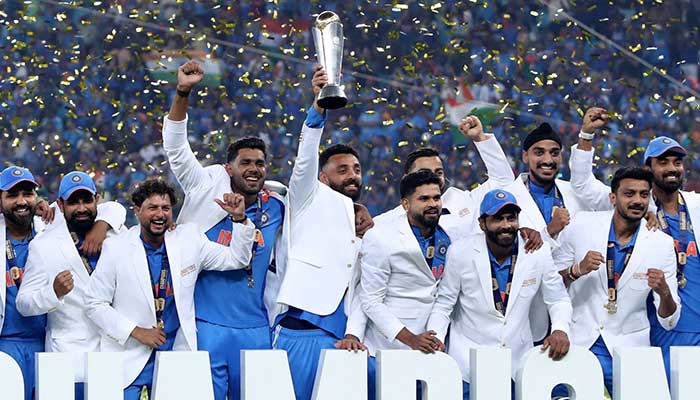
[473,238,501,317]
[56,227,90,283]
[129,231,156,316]
[397,217,433,280]
[617,225,651,289]
[164,231,182,300]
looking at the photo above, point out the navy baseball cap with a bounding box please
[480,189,521,217]
[0,166,38,191]
[643,136,686,164]
[59,171,96,200]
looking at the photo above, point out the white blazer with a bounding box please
[161,115,287,326]
[553,210,681,352]
[373,133,515,240]
[0,215,48,334]
[84,222,254,388]
[427,234,571,381]
[358,214,447,356]
[16,207,126,382]
[272,123,360,320]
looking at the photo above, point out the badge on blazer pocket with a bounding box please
[518,277,538,297]
[180,264,197,286]
[629,271,650,290]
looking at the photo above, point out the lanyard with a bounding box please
[244,195,264,289]
[71,232,94,275]
[145,246,170,329]
[489,238,519,316]
[5,229,34,288]
[656,194,692,288]
[604,223,635,315]
[523,174,565,216]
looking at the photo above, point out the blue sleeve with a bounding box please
[304,105,327,129]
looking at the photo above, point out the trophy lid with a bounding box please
[315,11,341,30]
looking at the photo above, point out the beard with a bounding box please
[66,210,97,236]
[329,177,362,202]
[618,203,647,223]
[485,227,518,248]
[141,216,170,238]
[2,203,36,229]
[412,207,440,230]
[231,173,265,197]
[530,162,559,185]
[653,172,683,194]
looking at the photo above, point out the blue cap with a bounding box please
[480,189,521,217]
[0,166,38,191]
[58,171,96,200]
[643,136,686,164]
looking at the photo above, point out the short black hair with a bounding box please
[319,144,360,170]
[404,148,440,175]
[227,137,267,163]
[610,166,653,193]
[130,178,178,207]
[400,170,442,198]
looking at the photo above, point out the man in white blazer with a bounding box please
[569,114,700,380]
[345,170,453,399]
[84,178,255,400]
[553,167,680,396]
[428,188,572,400]
[161,61,286,400]
[16,171,127,400]
[271,66,373,400]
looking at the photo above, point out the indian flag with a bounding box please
[144,50,222,87]
[444,79,499,145]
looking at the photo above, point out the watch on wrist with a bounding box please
[578,130,595,140]
[230,215,246,224]
[176,87,191,98]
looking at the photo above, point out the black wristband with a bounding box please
[176,88,191,98]
[230,215,246,224]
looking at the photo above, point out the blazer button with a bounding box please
[347,264,352,269]
[599,325,604,331]
[351,239,356,244]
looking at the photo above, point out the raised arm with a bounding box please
[288,66,328,213]
[458,116,514,202]
[161,61,213,194]
[570,107,613,211]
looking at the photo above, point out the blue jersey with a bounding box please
[649,211,700,332]
[488,250,512,295]
[527,179,564,225]
[2,230,46,339]
[142,240,180,337]
[410,225,451,280]
[74,233,99,271]
[198,192,285,328]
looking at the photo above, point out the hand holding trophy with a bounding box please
[312,11,348,109]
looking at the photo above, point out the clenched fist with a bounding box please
[647,268,671,296]
[579,250,605,276]
[53,270,74,298]
[215,193,246,222]
[177,61,204,93]
[581,107,609,134]
[458,115,487,142]
[546,206,570,238]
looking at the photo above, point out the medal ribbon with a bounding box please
[656,194,691,287]
[146,248,170,329]
[489,238,519,316]
[71,232,95,275]
[605,220,635,313]
[244,194,265,289]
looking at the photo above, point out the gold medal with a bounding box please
[156,320,164,329]
[426,246,435,259]
[605,301,617,314]
[10,267,20,281]
[155,298,165,312]
[679,275,688,289]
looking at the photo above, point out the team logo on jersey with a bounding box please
[437,243,448,256]
[261,212,269,225]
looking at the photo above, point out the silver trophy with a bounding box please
[312,11,348,109]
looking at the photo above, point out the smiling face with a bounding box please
[0,181,38,229]
[649,154,684,194]
[610,178,651,223]
[402,183,442,231]
[59,190,99,235]
[522,139,562,186]
[226,148,267,196]
[320,153,363,201]
[135,193,173,240]
[480,207,520,248]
